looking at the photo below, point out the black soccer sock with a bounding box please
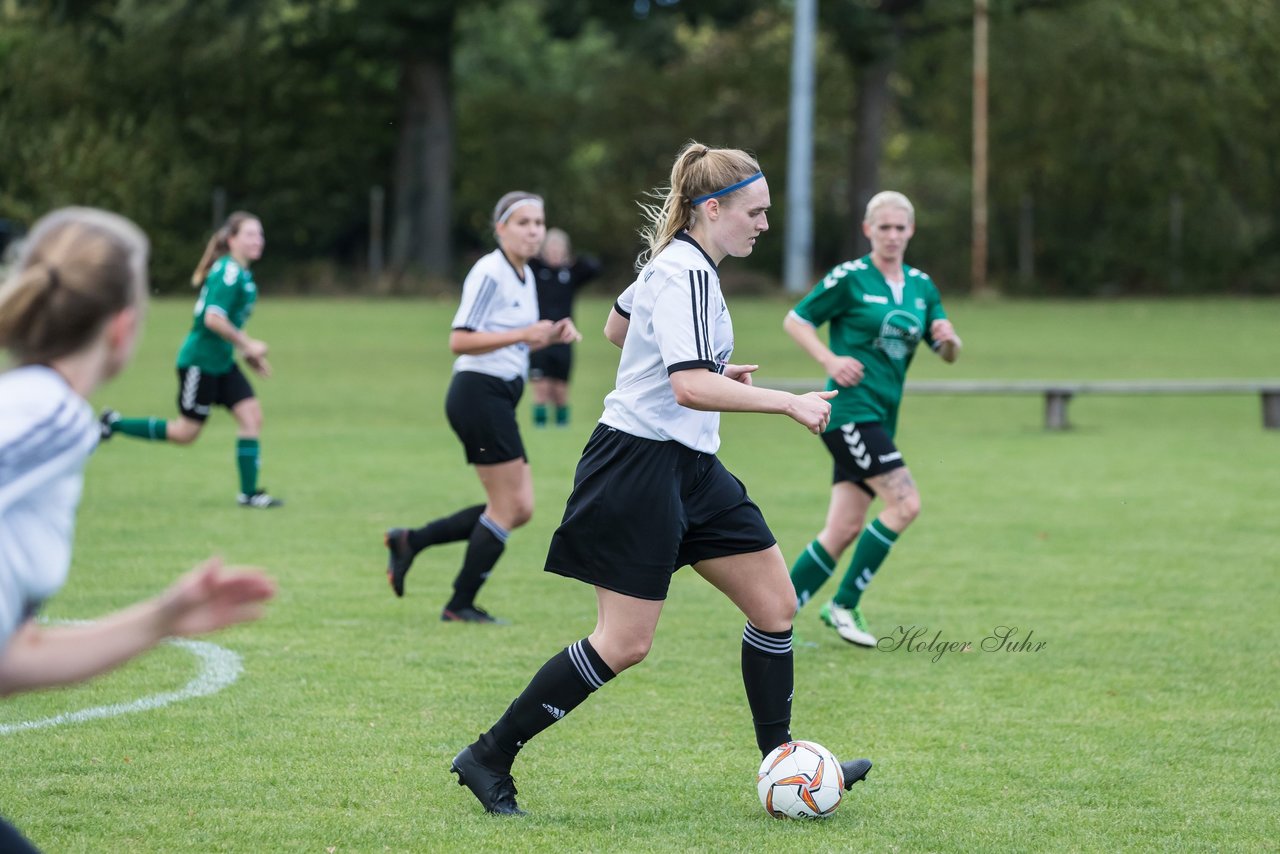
[475,638,616,772]
[446,514,508,611]
[741,623,794,757]
[407,504,484,554]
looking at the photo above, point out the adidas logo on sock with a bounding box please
[542,703,566,720]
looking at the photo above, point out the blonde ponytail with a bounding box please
[0,207,148,365]
[636,141,761,270]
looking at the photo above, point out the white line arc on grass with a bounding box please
[0,638,243,736]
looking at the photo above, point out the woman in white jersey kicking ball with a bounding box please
[382,192,580,623]
[449,142,872,816]
[0,208,275,852]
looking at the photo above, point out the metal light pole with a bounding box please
[784,0,817,294]
[971,0,990,294]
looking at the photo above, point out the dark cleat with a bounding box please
[441,605,507,624]
[451,744,525,816]
[841,758,873,790]
[384,528,414,597]
[98,409,119,441]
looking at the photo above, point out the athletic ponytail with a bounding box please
[192,211,257,287]
[0,207,148,365]
[635,141,761,270]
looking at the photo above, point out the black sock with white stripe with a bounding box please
[407,504,484,554]
[475,638,615,772]
[741,623,794,757]
[446,514,507,612]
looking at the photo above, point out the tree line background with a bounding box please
[1,0,1276,296]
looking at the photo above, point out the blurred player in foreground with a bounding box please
[0,207,276,852]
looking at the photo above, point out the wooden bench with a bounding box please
[760,379,1280,430]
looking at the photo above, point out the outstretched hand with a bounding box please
[154,557,277,638]
[787,389,838,434]
[723,363,758,386]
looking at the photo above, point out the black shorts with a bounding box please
[821,421,906,496]
[529,343,573,382]
[0,816,39,854]
[176,364,255,421]
[445,371,527,465]
[544,424,777,600]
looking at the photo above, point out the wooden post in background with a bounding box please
[1018,191,1034,289]
[211,187,227,231]
[369,185,385,284]
[1169,193,1184,291]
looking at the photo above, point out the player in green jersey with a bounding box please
[785,191,962,646]
[99,212,283,508]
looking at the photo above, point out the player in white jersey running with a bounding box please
[382,192,579,623]
[449,142,872,816]
[0,208,275,852]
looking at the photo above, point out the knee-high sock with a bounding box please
[833,518,899,609]
[789,538,836,611]
[446,514,507,611]
[742,623,794,757]
[236,438,260,495]
[475,638,616,772]
[112,416,168,441]
[407,504,484,554]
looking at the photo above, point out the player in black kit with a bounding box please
[527,228,600,428]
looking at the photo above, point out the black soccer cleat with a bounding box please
[384,528,414,597]
[451,744,525,816]
[98,409,119,441]
[441,605,507,624]
[841,758,873,790]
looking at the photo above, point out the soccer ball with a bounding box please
[756,740,843,819]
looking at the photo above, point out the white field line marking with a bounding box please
[0,624,243,735]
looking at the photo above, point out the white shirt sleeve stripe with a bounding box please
[460,276,499,330]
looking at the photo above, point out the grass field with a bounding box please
[2,295,1277,852]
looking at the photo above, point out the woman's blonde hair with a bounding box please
[864,191,915,225]
[0,207,148,365]
[636,141,761,269]
[192,211,259,287]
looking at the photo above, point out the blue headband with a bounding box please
[691,172,764,206]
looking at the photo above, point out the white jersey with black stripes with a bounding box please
[601,233,733,454]
[0,365,99,650]
[450,248,541,381]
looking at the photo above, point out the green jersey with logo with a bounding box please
[790,255,947,436]
[176,255,258,373]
